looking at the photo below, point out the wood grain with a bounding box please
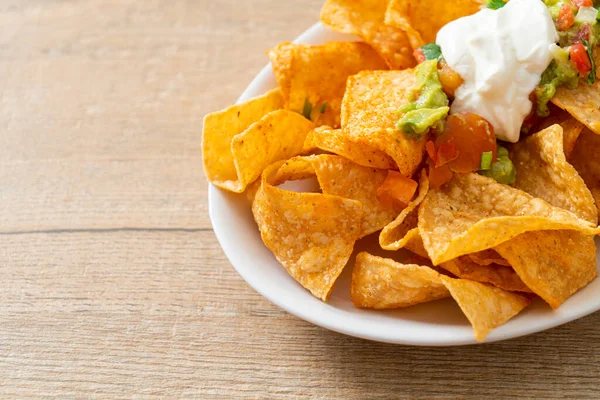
[0,0,599,398]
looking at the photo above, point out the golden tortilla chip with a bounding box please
[385,0,483,49]
[351,252,450,309]
[303,126,396,169]
[534,105,584,158]
[203,89,285,192]
[252,161,363,301]
[352,253,531,341]
[320,0,416,69]
[268,42,388,128]
[439,276,532,342]
[467,249,509,267]
[380,170,429,251]
[418,173,599,265]
[510,125,597,224]
[570,128,600,219]
[274,155,397,237]
[440,257,532,293]
[496,230,597,309]
[342,70,425,176]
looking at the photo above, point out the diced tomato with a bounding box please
[428,160,453,189]
[377,170,418,210]
[570,42,592,75]
[435,112,497,173]
[435,138,459,167]
[576,23,592,42]
[438,61,464,98]
[425,140,437,165]
[413,48,427,64]
[572,0,593,8]
[558,5,575,31]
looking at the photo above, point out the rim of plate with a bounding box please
[208,22,600,346]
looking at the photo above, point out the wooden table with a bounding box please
[1,0,599,398]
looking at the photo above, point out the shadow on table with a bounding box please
[315,312,600,398]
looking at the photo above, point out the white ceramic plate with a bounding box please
[209,22,600,346]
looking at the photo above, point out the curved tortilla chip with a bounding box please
[342,70,426,177]
[467,249,510,267]
[352,253,531,341]
[385,0,483,49]
[570,128,600,220]
[203,89,285,192]
[552,51,600,135]
[351,252,450,309]
[273,155,397,238]
[252,161,363,301]
[320,0,416,69]
[510,124,597,224]
[440,257,532,293]
[534,105,584,158]
[268,42,388,128]
[418,173,599,265]
[439,276,532,342]
[380,170,429,251]
[496,230,597,309]
[303,126,396,169]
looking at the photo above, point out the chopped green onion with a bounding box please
[420,43,442,61]
[320,103,328,114]
[479,146,516,185]
[302,98,313,120]
[480,151,493,170]
[582,39,596,85]
[486,0,506,10]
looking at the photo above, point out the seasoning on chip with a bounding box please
[418,173,600,265]
[253,161,363,301]
[570,129,600,220]
[342,70,426,177]
[440,256,532,293]
[320,0,416,69]
[268,41,388,128]
[203,88,285,192]
[533,105,584,158]
[439,275,532,342]
[467,249,510,267]
[303,126,396,170]
[274,155,399,237]
[509,124,597,224]
[385,0,483,49]
[351,252,450,309]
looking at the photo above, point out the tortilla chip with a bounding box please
[352,253,532,341]
[570,128,600,219]
[268,42,388,128]
[252,161,363,301]
[320,0,416,69]
[496,230,597,309]
[342,70,426,176]
[385,0,483,49]
[203,88,285,192]
[380,170,429,251]
[467,249,510,267]
[440,257,532,293]
[274,155,397,237]
[439,276,532,342]
[510,125,597,224]
[351,252,450,309]
[534,105,584,158]
[552,51,600,135]
[418,173,599,265]
[303,126,396,169]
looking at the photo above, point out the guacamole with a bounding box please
[397,60,450,139]
[480,146,516,185]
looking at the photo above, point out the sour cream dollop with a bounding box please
[436,0,558,143]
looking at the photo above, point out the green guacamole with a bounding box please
[480,146,516,185]
[397,60,449,139]
[535,57,579,116]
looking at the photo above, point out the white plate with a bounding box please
[208,22,600,346]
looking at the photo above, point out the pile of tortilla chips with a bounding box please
[202,0,600,342]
